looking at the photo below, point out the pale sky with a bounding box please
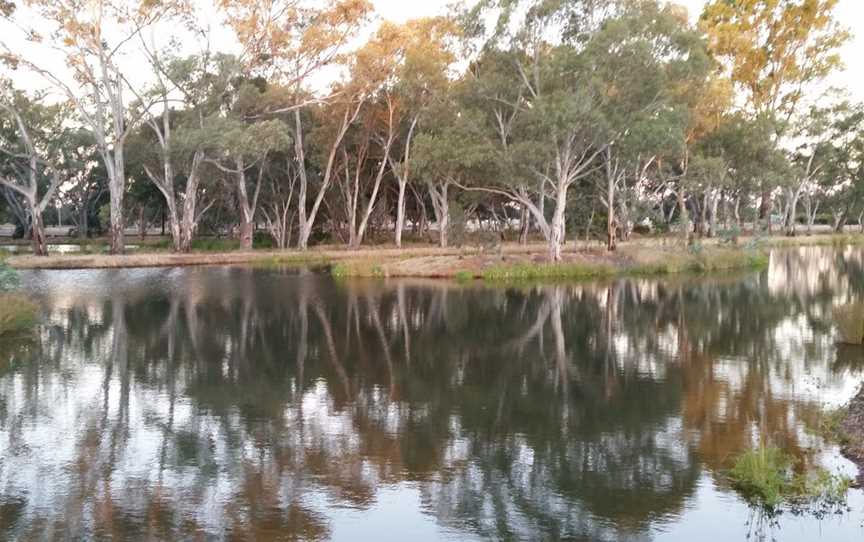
[3,0,861,105]
[373,0,864,103]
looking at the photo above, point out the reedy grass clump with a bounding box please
[454,270,475,282]
[482,261,616,281]
[330,260,386,278]
[482,247,767,282]
[0,293,38,335]
[728,446,852,511]
[625,247,768,275]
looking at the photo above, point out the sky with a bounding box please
[2,0,862,105]
[373,0,864,103]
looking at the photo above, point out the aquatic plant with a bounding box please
[833,303,864,344]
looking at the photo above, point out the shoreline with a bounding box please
[2,232,859,277]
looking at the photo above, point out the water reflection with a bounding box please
[1,247,864,540]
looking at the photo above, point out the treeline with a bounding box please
[0,0,860,260]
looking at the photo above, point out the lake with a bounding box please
[2,246,864,541]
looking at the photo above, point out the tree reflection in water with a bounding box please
[0,247,863,540]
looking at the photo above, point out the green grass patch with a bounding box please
[330,260,387,278]
[192,238,241,252]
[481,248,766,282]
[626,248,768,275]
[728,446,852,511]
[0,293,38,335]
[454,270,475,283]
[482,261,616,281]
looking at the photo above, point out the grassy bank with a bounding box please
[480,247,768,281]
[5,243,769,281]
[22,230,864,279]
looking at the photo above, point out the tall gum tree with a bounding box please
[204,83,292,251]
[1,0,179,254]
[220,0,373,250]
[384,17,458,248]
[0,90,65,256]
[131,31,235,252]
[586,1,712,251]
[700,0,850,233]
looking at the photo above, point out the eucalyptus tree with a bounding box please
[332,27,406,249]
[819,104,864,232]
[0,90,68,255]
[220,0,374,250]
[462,0,711,259]
[384,17,458,248]
[700,0,850,228]
[588,1,711,249]
[133,52,240,252]
[780,106,836,236]
[56,130,109,239]
[1,0,182,254]
[412,106,496,248]
[204,83,292,251]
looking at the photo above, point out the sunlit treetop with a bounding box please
[700,0,850,123]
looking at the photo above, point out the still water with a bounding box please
[3,247,864,541]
